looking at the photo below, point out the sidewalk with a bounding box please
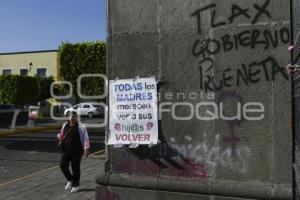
[0,155,106,200]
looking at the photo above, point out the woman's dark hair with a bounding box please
[69,111,78,117]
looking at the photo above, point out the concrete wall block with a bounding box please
[109,0,158,35]
[109,33,159,79]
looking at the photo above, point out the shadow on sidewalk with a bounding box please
[78,188,95,192]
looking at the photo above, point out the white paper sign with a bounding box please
[108,77,158,145]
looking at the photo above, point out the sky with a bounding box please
[0,0,106,53]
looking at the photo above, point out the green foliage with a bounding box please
[58,41,106,101]
[0,75,54,105]
[36,76,54,102]
[0,75,39,105]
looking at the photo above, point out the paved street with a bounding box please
[0,155,105,200]
[0,125,105,183]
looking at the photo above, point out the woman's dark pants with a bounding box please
[60,152,82,187]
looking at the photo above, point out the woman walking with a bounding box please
[57,111,90,193]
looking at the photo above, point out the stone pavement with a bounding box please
[0,155,106,200]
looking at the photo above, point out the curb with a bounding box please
[0,124,61,137]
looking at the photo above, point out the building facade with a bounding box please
[0,50,58,79]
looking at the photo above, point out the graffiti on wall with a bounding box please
[191,0,290,92]
[110,0,288,180]
[112,132,249,179]
[191,0,273,33]
[169,134,250,175]
[112,145,209,179]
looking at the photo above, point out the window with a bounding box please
[36,68,47,77]
[20,69,28,76]
[83,104,90,108]
[73,104,82,109]
[2,69,11,75]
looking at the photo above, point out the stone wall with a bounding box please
[96,0,293,199]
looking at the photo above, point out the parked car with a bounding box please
[64,102,104,118]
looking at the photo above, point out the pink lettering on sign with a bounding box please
[115,134,151,142]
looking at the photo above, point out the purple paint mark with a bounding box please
[218,90,242,157]
[223,127,240,157]
[108,191,122,200]
[114,158,208,180]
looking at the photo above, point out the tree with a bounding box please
[58,41,106,102]
[0,75,39,106]
[36,76,54,102]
